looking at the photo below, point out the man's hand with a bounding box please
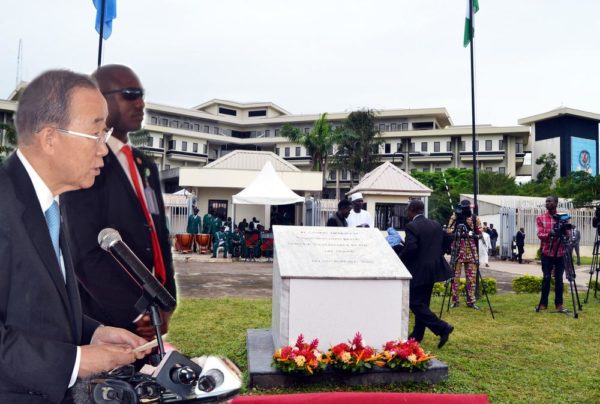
[135,310,172,340]
[79,326,150,379]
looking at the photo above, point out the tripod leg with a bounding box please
[439,279,451,319]
[476,266,495,319]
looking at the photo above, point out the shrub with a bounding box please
[512,275,568,293]
[535,248,542,261]
[588,280,600,292]
[433,277,496,296]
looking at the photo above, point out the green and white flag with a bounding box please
[463,0,479,47]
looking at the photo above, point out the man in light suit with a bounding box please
[0,70,148,403]
[63,65,176,340]
[400,200,454,348]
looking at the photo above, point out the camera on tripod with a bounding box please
[592,204,600,229]
[551,213,573,238]
[453,200,475,238]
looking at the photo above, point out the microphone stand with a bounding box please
[149,304,165,359]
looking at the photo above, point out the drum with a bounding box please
[197,233,211,254]
[175,233,193,253]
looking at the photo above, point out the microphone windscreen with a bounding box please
[98,227,122,251]
[71,378,95,404]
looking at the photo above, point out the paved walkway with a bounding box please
[172,252,594,299]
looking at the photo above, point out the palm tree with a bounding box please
[281,113,334,194]
[0,122,18,162]
[332,109,383,187]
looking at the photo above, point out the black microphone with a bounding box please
[98,228,176,311]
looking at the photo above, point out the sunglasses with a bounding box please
[103,87,145,101]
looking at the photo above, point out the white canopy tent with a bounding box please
[232,161,304,227]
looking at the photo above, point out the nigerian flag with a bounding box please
[463,0,479,47]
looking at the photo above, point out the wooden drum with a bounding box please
[175,233,193,253]
[196,233,211,254]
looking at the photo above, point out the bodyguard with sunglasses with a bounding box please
[63,65,177,341]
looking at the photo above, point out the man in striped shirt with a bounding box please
[536,196,568,313]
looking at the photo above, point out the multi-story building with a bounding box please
[0,91,538,197]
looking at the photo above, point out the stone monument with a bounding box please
[271,225,412,349]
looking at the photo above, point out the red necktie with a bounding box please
[121,145,166,285]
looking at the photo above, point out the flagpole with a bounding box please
[469,0,479,217]
[96,0,106,67]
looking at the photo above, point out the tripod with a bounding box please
[536,229,582,318]
[584,229,600,304]
[440,222,494,319]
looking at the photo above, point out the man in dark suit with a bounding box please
[63,65,176,340]
[400,200,454,348]
[0,69,148,403]
[516,227,525,264]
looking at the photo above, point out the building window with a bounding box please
[396,142,402,152]
[401,123,409,131]
[207,200,228,221]
[168,140,175,150]
[341,170,348,180]
[194,123,200,131]
[421,142,428,152]
[329,170,336,180]
[182,122,190,129]
[485,140,492,151]
[159,138,164,149]
[213,126,219,135]
[295,146,301,156]
[460,141,466,151]
[265,129,271,137]
[391,123,397,131]
[145,137,153,147]
[435,167,442,172]
[485,167,492,171]
[182,141,188,152]
[499,139,504,150]
[410,142,415,152]
[375,203,408,230]
[379,123,386,132]
[248,110,267,117]
[165,164,170,170]
[219,107,237,116]
[275,129,280,136]
[151,117,157,125]
[475,140,479,151]
[516,143,524,153]
[160,118,168,126]
[499,166,506,174]
[204,125,210,133]
[434,142,440,152]
[193,143,198,153]
[385,143,391,154]
[170,120,179,128]
[447,141,453,152]
[423,167,430,172]
[203,144,207,154]
[304,128,310,134]
[275,147,280,155]
[284,147,290,157]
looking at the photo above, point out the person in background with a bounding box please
[536,196,568,313]
[0,69,149,402]
[326,199,351,227]
[571,225,581,266]
[516,227,525,264]
[400,200,454,348]
[63,65,176,340]
[479,229,491,267]
[212,225,229,258]
[488,223,498,257]
[187,206,201,252]
[347,192,374,228]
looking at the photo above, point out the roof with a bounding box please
[204,150,301,172]
[518,107,600,125]
[348,161,432,196]
[193,99,291,116]
[461,194,572,209]
[232,161,304,205]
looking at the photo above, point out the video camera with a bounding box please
[451,200,476,238]
[593,204,600,229]
[551,213,573,238]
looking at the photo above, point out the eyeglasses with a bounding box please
[102,87,145,101]
[55,127,113,144]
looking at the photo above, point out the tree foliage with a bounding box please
[0,122,18,162]
[281,113,333,173]
[331,109,383,185]
[535,153,557,183]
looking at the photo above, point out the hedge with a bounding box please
[433,277,496,296]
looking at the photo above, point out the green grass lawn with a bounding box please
[168,294,600,403]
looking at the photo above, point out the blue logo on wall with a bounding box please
[571,137,596,176]
[579,150,591,173]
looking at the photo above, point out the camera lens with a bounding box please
[170,365,198,385]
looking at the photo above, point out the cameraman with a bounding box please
[447,200,482,310]
[536,196,568,313]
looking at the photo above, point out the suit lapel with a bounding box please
[4,155,72,318]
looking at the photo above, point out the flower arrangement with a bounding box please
[323,332,380,372]
[272,334,325,375]
[379,337,434,371]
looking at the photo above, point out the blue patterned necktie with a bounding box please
[44,201,61,262]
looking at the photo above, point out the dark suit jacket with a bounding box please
[400,215,453,287]
[62,147,176,332]
[0,154,99,403]
[516,231,525,247]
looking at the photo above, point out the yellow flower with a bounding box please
[341,352,352,363]
[295,355,306,367]
[407,354,417,365]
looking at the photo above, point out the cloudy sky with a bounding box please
[1,0,598,126]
